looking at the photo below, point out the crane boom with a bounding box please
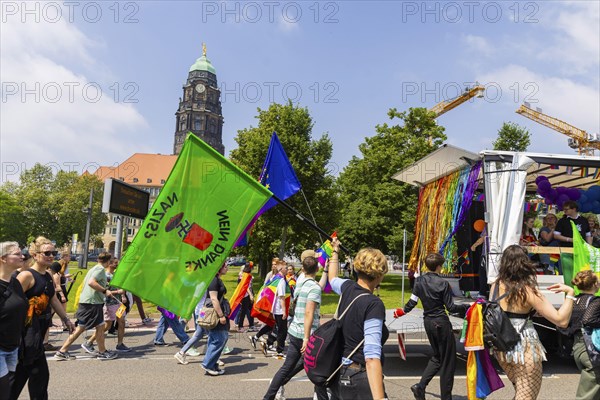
[429,84,485,117]
[516,104,599,156]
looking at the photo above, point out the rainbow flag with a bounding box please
[315,233,337,267]
[251,273,290,326]
[459,249,470,265]
[228,272,252,319]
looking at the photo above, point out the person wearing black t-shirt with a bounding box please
[394,253,469,400]
[328,238,388,400]
[554,201,592,247]
[0,242,28,400]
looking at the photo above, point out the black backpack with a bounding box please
[304,292,368,387]
[482,284,525,352]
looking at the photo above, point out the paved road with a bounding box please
[27,318,583,400]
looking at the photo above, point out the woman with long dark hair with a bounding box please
[492,245,574,399]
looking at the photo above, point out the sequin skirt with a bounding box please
[493,318,547,365]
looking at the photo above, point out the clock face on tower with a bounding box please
[195,83,206,93]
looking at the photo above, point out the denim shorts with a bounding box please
[0,347,19,378]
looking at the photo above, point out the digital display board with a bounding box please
[102,178,150,219]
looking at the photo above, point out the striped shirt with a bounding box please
[288,278,321,339]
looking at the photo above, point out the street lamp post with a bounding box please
[80,188,94,269]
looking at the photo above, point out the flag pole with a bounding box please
[270,194,352,254]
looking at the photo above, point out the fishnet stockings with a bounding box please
[497,354,543,400]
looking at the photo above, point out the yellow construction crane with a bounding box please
[429,84,485,117]
[516,103,600,156]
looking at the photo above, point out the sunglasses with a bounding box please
[40,250,58,257]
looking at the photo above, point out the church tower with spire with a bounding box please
[173,44,225,155]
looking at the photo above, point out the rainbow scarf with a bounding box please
[228,272,252,319]
[251,273,290,326]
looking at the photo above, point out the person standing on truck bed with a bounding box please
[554,201,592,246]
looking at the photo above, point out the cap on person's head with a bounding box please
[301,249,316,262]
[50,262,62,274]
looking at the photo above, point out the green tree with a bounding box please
[336,107,446,257]
[50,172,107,245]
[493,122,531,151]
[0,164,107,247]
[229,102,338,277]
[0,189,28,244]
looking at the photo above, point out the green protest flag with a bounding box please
[571,220,600,295]
[111,134,272,318]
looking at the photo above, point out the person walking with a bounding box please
[492,245,575,400]
[0,242,28,400]
[12,237,75,400]
[54,252,117,361]
[263,255,329,400]
[202,263,230,376]
[395,253,469,400]
[83,257,131,353]
[327,238,388,400]
[261,260,290,357]
[565,270,600,400]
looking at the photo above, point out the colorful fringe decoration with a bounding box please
[228,272,252,319]
[251,273,291,326]
[462,302,505,399]
[409,161,482,273]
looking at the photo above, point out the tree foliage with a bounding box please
[229,102,338,276]
[336,108,446,257]
[0,164,106,247]
[493,122,531,151]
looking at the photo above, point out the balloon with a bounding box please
[473,219,486,233]
[537,180,551,191]
[547,189,558,201]
[556,186,568,194]
[557,194,570,204]
[535,176,549,184]
[580,194,589,204]
[568,189,581,201]
[581,202,593,213]
[544,198,554,205]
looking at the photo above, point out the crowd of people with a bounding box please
[1,231,599,400]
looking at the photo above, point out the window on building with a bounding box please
[147,178,152,183]
[133,178,138,183]
[160,179,165,184]
[111,228,117,235]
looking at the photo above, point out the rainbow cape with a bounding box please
[462,302,504,399]
[251,273,291,326]
[228,272,252,319]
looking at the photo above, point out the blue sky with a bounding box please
[1,1,598,182]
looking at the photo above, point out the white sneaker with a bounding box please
[174,352,188,365]
[186,347,200,357]
[217,359,224,367]
[275,386,286,400]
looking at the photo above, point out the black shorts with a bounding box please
[75,303,105,330]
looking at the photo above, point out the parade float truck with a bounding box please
[389,144,600,358]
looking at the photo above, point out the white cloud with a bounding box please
[462,34,493,57]
[537,2,600,76]
[0,13,150,182]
